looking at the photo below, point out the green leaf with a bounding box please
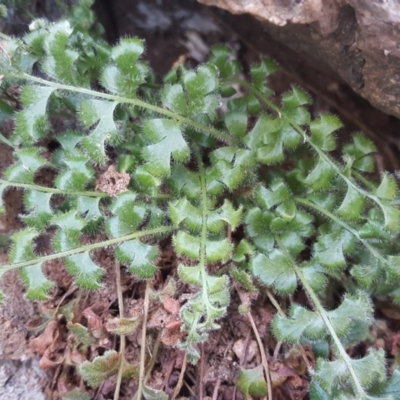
[375,174,397,200]
[142,385,169,400]
[9,228,39,263]
[79,99,119,164]
[209,45,240,78]
[168,164,201,199]
[236,365,268,398]
[273,305,326,343]
[0,5,8,18]
[342,134,376,173]
[230,267,257,293]
[143,119,190,177]
[105,317,141,335]
[207,200,242,232]
[78,350,120,388]
[206,274,228,295]
[5,148,46,183]
[112,38,144,74]
[207,160,244,192]
[52,211,86,251]
[22,190,53,230]
[205,238,233,263]
[257,132,285,164]
[301,262,327,293]
[56,131,83,154]
[169,198,202,231]
[116,240,159,279]
[281,122,302,149]
[65,252,105,289]
[358,209,389,240]
[328,292,373,338]
[62,388,91,400]
[257,182,290,209]
[135,167,162,192]
[183,64,219,110]
[314,349,386,394]
[282,86,311,110]
[273,292,372,344]
[379,369,400,397]
[42,21,83,85]
[336,185,366,220]
[232,239,254,263]
[161,84,187,115]
[15,86,55,142]
[101,38,148,97]
[178,264,202,285]
[106,192,146,237]
[225,111,247,138]
[68,322,95,347]
[305,157,335,190]
[250,251,297,294]
[20,263,53,300]
[276,200,296,221]
[173,232,200,259]
[378,202,400,234]
[251,58,278,88]
[309,114,342,152]
[228,93,262,115]
[245,114,275,150]
[387,255,400,278]
[244,207,275,253]
[55,154,94,191]
[286,106,310,126]
[76,196,102,220]
[313,229,356,270]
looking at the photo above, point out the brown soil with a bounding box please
[1,1,400,399]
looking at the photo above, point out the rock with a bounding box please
[0,360,45,400]
[197,0,400,119]
[233,339,258,362]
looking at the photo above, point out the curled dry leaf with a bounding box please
[161,320,184,347]
[269,360,297,388]
[31,320,61,355]
[39,348,64,369]
[82,308,103,339]
[163,297,180,315]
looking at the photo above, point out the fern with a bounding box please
[1,6,400,398]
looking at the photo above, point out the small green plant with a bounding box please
[1,3,400,398]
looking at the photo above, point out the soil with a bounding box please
[1,0,400,399]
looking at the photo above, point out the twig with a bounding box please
[247,310,273,400]
[199,343,205,400]
[212,377,221,400]
[114,260,126,400]
[183,380,196,397]
[265,289,286,317]
[134,281,151,400]
[273,341,283,360]
[144,331,162,383]
[171,352,188,400]
[235,284,272,400]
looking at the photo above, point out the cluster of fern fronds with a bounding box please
[1,1,400,398]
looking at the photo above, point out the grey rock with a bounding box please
[198,0,400,118]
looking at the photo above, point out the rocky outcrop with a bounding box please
[198,0,400,118]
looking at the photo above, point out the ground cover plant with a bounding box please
[1,1,400,398]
